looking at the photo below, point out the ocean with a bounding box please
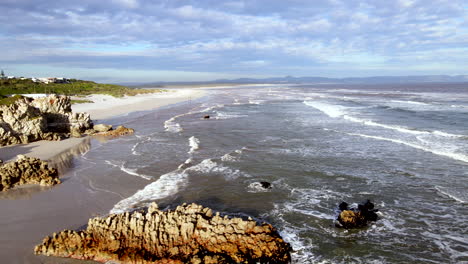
[65,83,467,263]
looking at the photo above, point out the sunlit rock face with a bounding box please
[35,202,292,264]
[0,155,60,192]
[0,95,92,146]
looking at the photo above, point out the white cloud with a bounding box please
[112,0,139,8]
[0,0,467,80]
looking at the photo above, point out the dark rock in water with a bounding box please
[336,200,379,229]
[204,115,210,119]
[0,155,60,192]
[94,125,134,138]
[260,181,272,189]
[34,202,292,263]
[338,201,349,211]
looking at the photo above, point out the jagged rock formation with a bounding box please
[0,94,93,146]
[336,200,379,229]
[0,155,60,191]
[95,125,135,138]
[35,202,292,263]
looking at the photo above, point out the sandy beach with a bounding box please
[0,88,205,163]
[72,89,205,120]
[0,88,207,263]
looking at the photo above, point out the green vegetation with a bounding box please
[0,78,166,98]
[0,94,25,106]
[71,99,94,104]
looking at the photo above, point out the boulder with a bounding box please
[0,94,93,146]
[336,200,379,229]
[204,115,210,119]
[34,202,292,263]
[93,124,112,132]
[95,125,134,137]
[260,181,272,189]
[0,155,60,192]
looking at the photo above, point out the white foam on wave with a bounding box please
[247,182,272,193]
[131,142,140,155]
[434,186,467,204]
[105,160,152,180]
[164,116,183,133]
[249,99,266,105]
[199,104,224,113]
[221,149,243,162]
[345,116,464,138]
[343,115,424,135]
[188,136,200,154]
[110,159,248,214]
[215,111,247,120]
[347,133,468,163]
[391,100,429,105]
[303,101,346,118]
[110,169,189,214]
[304,101,465,138]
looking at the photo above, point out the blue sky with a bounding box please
[1,0,467,82]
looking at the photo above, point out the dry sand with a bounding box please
[72,89,205,120]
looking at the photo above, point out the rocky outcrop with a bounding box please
[93,124,112,132]
[94,125,134,138]
[0,94,93,146]
[35,202,292,263]
[336,200,379,229]
[0,155,60,191]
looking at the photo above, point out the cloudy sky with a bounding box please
[1,0,467,82]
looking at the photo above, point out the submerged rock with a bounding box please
[35,202,292,263]
[0,155,60,192]
[94,125,134,138]
[336,200,379,229]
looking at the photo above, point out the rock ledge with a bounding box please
[35,202,292,263]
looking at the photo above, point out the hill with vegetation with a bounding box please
[0,78,165,105]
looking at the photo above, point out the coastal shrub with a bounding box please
[0,79,165,97]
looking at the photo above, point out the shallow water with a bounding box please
[38,84,468,263]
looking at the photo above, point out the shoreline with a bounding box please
[0,88,208,263]
[0,88,206,163]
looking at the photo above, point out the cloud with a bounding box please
[0,0,467,81]
[113,0,139,8]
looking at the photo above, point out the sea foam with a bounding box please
[347,133,468,163]
[105,160,152,180]
[110,159,247,214]
[188,136,200,154]
[304,101,465,138]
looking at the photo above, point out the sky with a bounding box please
[1,0,467,83]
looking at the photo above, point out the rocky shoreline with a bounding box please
[35,202,292,263]
[0,94,93,146]
[0,155,60,192]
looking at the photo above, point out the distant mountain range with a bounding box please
[123,75,468,87]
